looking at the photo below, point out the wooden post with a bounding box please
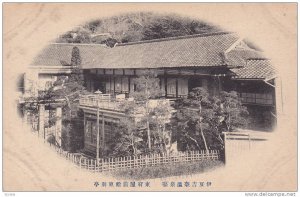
[55,107,62,147]
[274,77,283,129]
[164,70,167,97]
[175,78,178,98]
[79,157,82,170]
[102,113,105,156]
[38,104,45,140]
[223,132,227,164]
[96,99,100,163]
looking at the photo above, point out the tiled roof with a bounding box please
[226,48,265,67]
[85,32,241,69]
[32,32,243,68]
[231,59,276,80]
[32,43,109,67]
[31,32,276,80]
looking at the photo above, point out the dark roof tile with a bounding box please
[31,32,276,80]
[231,59,276,80]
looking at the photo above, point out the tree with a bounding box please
[22,56,89,151]
[172,88,249,152]
[56,12,220,44]
[187,87,210,151]
[106,118,145,157]
[149,100,174,153]
[130,70,163,151]
[44,67,88,151]
[71,46,81,66]
[215,91,249,132]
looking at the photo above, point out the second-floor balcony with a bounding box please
[79,93,175,115]
[79,94,126,112]
[239,93,274,106]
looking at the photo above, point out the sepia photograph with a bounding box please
[2,2,298,193]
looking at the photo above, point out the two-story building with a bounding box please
[22,31,278,156]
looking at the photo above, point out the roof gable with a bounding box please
[231,59,276,80]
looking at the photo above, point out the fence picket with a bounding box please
[40,141,220,173]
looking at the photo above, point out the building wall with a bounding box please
[83,68,276,132]
[233,80,276,131]
[82,112,120,156]
[83,68,223,98]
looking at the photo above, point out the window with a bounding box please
[160,78,166,96]
[104,122,113,144]
[130,78,136,92]
[124,69,134,75]
[105,80,111,94]
[122,77,129,93]
[178,78,188,97]
[85,121,92,143]
[91,122,97,144]
[115,77,122,93]
[167,78,176,97]
[114,69,123,75]
[110,78,114,92]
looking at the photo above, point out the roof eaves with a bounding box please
[232,77,266,80]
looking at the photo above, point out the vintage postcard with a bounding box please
[3,3,298,192]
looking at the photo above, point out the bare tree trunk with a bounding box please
[199,102,209,151]
[131,132,136,155]
[145,80,152,151]
[200,129,209,151]
[161,124,167,153]
[187,135,201,150]
[146,117,151,150]
[167,130,172,154]
[227,113,231,131]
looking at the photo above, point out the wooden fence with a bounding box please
[25,114,220,173]
[223,131,268,164]
[47,143,219,173]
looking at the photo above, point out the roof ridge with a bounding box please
[116,31,234,47]
[49,42,109,47]
[50,31,234,47]
[247,58,270,61]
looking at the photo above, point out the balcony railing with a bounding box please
[79,94,125,111]
[239,93,274,106]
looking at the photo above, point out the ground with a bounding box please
[3,119,297,191]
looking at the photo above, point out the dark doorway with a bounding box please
[188,77,202,92]
[94,80,106,93]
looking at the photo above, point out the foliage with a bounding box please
[71,46,81,66]
[129,70,163,152]
[172,88,249,152]
[106,70,173,157]
[106,118,146,157]
[46,67,88,151]
[57,27,92,43]
[22,63,88,151]
[56,12,220,46]
[61,117,84,152]
[47,134,56,145]
[217,91,249,131]
[130,70,162,101]
[149,100,174,153]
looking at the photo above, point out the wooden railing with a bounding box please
[239,93,274,105]
[79,94,124,111]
